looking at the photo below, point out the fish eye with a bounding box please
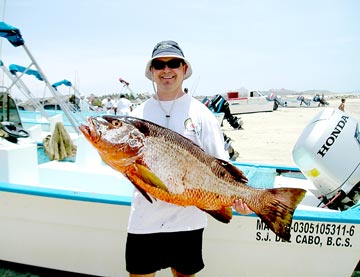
[112,120,122,127]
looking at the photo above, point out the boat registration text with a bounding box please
[255,219,358,248]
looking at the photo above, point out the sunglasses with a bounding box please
[151,59,184,70]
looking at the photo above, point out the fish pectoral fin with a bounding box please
[203,207,233,223]
[124,170,155,204]
[133,183,154,203]
[136,163,169,193]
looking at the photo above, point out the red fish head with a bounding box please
[79,116,145,165]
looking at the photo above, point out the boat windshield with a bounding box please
[0,92,23,128]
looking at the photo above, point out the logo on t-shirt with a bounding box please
[184,118,201,137]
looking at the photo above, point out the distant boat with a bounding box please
[276,94,328,108]
[226,90,277,114]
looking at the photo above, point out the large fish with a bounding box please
[80,115,306,241]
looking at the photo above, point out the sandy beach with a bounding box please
[223,97,360,167]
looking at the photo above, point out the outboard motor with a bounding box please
[297,95,310,106]
[292,108,360,210]
[202,95,240,160]
[224,133,239,161]
[267,92,279,111]
[208,94,243,129]
[313,94,329,107]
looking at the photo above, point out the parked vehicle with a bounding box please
[226,90,277,114]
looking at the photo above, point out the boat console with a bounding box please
[0,92,30,142]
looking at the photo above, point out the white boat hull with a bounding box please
[205,212,359,277]
[0,183,358,277]
[0,191,130,276]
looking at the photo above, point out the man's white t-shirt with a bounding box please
[128,93,227,234]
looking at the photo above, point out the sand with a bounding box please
[222,97,360,167]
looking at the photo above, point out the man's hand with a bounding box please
[232,199,253,214]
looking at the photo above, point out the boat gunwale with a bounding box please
[1,181,359,225]
[0,181,132,206]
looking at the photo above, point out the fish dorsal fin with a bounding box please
[204,207,233,223]
[136,163,169,193]
[216,158,248,183]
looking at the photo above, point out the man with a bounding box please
[102,96,115,114]
[127,40,251,277]
[338,98,345,112]
[79,95,90,112]
[116,94,133,115]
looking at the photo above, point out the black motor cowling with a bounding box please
[208,94,243,129]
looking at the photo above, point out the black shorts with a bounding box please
[126,228,204,275]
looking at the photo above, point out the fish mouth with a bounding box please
[79,122,91,136]
[79,117,106,143]
[79,123,91,140]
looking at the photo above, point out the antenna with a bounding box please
[190,76,200,96]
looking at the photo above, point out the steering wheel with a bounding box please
[0,122,30,139]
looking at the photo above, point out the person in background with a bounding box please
[338,98,345,112]
[116,94,133,115]
[127,40,252,277]
[102,97,115,114]
[68,94,80,111]
[79,95,90,112]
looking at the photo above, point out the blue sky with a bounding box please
[1,0,359,99]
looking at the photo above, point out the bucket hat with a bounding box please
[145,40,192,80]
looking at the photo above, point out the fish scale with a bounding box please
[80,115,307,241]
[143,136,248,199]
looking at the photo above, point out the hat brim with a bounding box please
[145,54,192,80]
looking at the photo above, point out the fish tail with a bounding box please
[254,188,306,242]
